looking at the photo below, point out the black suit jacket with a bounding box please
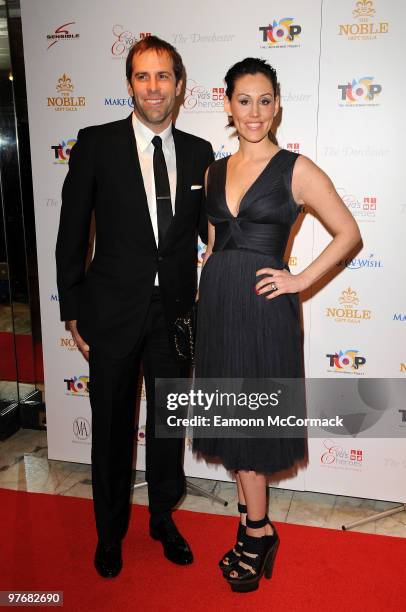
[56,113,214,357]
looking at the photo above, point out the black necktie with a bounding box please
[152,135,173,245]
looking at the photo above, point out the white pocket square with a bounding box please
[191,185,203,190]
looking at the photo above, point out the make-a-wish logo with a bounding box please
[325,287,372,324]
[320,439,364,470]
[214,145,232,160]
[104,96,134,108]
[51,139,77,164]
[338,0,389,40]
[337,187,377,222]
[64,375,89,396]
[46,22,80,49]
[338,77,382,106]
[259,18,302,48]
[337,253,383,270]
[326,350,367,374]
[183,81,224,112]
[111,25,150,58]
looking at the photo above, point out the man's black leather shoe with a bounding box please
[150,515,193,565]
[94,541,122,578]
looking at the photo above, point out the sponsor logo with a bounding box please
[64,376,89,396]
[393,314,406,322]
[51,138,77,164]
[73,417,91,441]
[46,22,80,50]
[401,363,406,373]
[288,256,297,267]
[172,32,235,44]
[325,287,371,324]
[214,144,232,160]
[338,187,377,222]
[286,143,300,153]
[320,439,363,470]
[338,77,382,106]
[43,198,59,208]
[47,74,86,111]
[339,1,389,40]
[326,349,366,374]
[197,241,206,266]
[104,96,134,108]
[111,25,150,58]
[60,337,77,351]
[136,425,146,445]
[50,293,59,301]
[259,18,302,48]
[337,253,383,270]
[324,145,389,158]
[183,81,224,112]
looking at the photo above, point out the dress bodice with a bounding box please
[206,149,301,259]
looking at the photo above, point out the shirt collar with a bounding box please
[132,112,173,153]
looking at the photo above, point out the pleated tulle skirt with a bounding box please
[192,248,306,474]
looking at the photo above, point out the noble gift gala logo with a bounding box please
[338,0,389,40]
[259,18,302,48]
[325,287,372,324]
[47,74,86,111]
[338,77,382,106]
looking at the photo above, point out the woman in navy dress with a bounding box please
[193,58,361,592]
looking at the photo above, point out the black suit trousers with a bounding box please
[88,287,190,545]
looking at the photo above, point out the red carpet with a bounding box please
[1,488,405,611]
[0,333,43,383]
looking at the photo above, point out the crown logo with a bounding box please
[56,73,74,95]
[339,287,359,306]
[353,0,375,19]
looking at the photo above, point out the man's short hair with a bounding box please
[126,35,184,84]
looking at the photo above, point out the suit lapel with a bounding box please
[122,113,157,249]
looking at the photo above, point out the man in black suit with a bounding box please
[56,36,213,577]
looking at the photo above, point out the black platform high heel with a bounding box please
[218,503,247,574]
[226,515,279,593]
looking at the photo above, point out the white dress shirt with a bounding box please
[132,113,177,285]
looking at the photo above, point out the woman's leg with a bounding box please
[235,472,247,525]
[237,470,273,537]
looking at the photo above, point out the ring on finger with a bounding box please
[270,281,278,292]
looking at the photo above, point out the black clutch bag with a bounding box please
[173,302,198,362]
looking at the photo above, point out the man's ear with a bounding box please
[175,78,183,97]
[127,80,133,98]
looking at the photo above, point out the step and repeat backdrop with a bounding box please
[21,0,406,501]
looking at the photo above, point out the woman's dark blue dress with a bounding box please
[192,149,306,474]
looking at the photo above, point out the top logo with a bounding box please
[339,1,389,40]
[46,22,80,50]
[259,18,302,49]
